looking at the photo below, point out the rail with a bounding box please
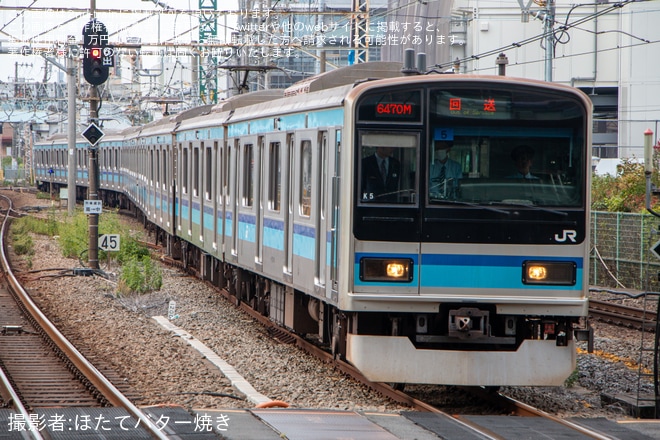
[0,194,168,440]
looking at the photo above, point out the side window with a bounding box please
[225,145,231,206]
[182,144,188,194]
[300,140,312,217]
[150,150,154,184]
[162,147,168,189]
[243,143,254,207]
[268,141,281,212]
[193,144,200,197]
[155,149,160,186]
[205,144,212,201]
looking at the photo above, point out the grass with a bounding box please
[11,207,161,296]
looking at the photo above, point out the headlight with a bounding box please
[360,258,413,282]
[522,261,576,285]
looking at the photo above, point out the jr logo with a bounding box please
[554,229,577,243]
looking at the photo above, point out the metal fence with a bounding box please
[591,211,660,291]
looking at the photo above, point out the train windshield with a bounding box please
[427,87,586,208]
[353,81,590,243]
[356,84,587,209]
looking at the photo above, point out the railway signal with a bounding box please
[83,46,109,85]
[82,19,112,86]
[82,122,104,147]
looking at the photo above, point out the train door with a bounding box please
[255,136,264,270]
[235,136,258,271]
[219,141,229,257]
[202,140,217,252]
[230,139,240,262]
[262,132,287,281]
[329,129,341,300]
[175,141,183,237]
[284,134,294,281]
[166,143,174,234]
[210,140,220,256]
[184,142,193,239]
[148,146,153,216]
[191,141,202,244]
[291,129,320,293]
[315,131,329,293]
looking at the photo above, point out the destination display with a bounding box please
[433,89,512,119]
[357,90,421,122]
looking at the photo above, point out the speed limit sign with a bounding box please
[98,234,120,251]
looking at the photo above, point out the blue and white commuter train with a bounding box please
[34,62,593,387]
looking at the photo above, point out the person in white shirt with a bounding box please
[429,141,462,199]
[508,145,539,179]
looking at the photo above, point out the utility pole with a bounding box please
[67,36,77,216]
[88,0,99,270]
[544,0,555,82]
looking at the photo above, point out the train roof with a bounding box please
[283,61,404,97]
[228,62,407,122]
[211,89,285,113]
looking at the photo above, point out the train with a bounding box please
[34,61,593,387]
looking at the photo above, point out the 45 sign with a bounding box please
[98,234,120,252]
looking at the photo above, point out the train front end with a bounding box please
[342,75,592,386]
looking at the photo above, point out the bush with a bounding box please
[11,232,33,256]
[57,212,89,259]
[591,157,655,212]
[117,255,162,296]
[116,234,150,265]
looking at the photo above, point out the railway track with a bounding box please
[589,298,657,331]
[0,194,169,440]
[210,276,613,439]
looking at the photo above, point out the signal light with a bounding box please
[83,46,109,86]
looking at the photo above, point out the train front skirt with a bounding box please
[347,335,576,386]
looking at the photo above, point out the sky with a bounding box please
[0,1,240,83]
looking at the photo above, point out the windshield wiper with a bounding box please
[490,201,569,217]
[429,198,511,215]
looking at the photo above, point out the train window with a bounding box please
[155,149,160,185]
[358,132,418,205]
[193,145,200,197]
[162,148,167,189]
[300,140,312,217]
[182,146,188,194]
[205,145,212,201]
[225,145,231,206]
[243,144,254,207]
[268,142,281,212]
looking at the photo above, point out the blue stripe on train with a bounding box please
[353,253,583,290]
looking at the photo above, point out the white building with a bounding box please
[446,0,659,159]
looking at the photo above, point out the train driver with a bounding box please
[361,146,401,202]
[508,145,539,179]
[429,141,462,199]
